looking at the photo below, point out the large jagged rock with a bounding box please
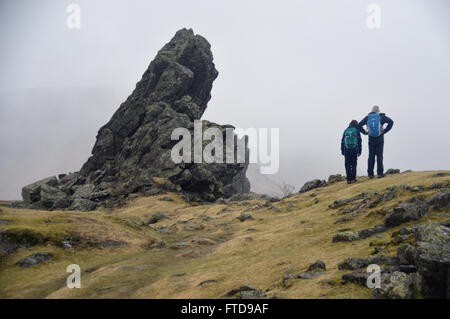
[21,28,250,210]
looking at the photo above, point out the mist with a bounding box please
[1,0,449,199]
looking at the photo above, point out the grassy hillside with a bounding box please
[0,171,448,299]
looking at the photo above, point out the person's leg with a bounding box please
[351,153,357,181]
[377,140,384,176]
[368,142,376,177]
[345,154,352,182]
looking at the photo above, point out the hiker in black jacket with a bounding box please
[358,105,394,179]
[341,120,362,184]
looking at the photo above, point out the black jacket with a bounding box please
[341,125,362,156]
[358,112,394,143]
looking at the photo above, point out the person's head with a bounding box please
[372,105,380,113]
[349,120,358,127]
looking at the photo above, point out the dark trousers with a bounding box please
[368,139,384,176]
[344,152,358,182]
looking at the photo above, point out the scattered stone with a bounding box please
[236,212,253,222]
[425,190,449,209]
[332,231,359,242]
[299,179,327,194]
[338,255,398,270]
[198,279,217,286]
[160,196,174,202]
[191,237,216,245]
[371,247,384,255]
[341,271,370,286]
[173,272,187,277]
[307,260,326,272]
[432,172,450,177]
[334,216,351,224]
[297,272,322,279]
[16,252,52,267]
[328,174,345,184]
[385,169,400,175]
[223,285,266,299]
[96,240,126,248]
[358,224,387,239]
[383,201,429,228]
[145,212,168,225]
[169,242,190,250]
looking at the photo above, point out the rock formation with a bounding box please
[21,28,250,210]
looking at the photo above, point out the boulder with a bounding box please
[223,285,266,299]
[426,190,450,210]
[411,222,450,298]
[21,176,58,205]
[145,212,168,225]
[383,201,429,228]
[236,212,253,222]
[338,255,398,270]
[307,260,326,272]
[332,231,359,242]
[299,179,327,194]
[328,174,345,184]
[372,271,415,299]
[339,221,450,299]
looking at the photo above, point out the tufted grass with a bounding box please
[0,170,448,299]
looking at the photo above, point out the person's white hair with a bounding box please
[372,105,380,113]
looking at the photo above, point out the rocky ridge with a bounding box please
[20,29,250,210]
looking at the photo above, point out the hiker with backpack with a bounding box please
[358,105,394,179]
[341,120,362,184]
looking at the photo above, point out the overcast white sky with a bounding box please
[0,0,449,199]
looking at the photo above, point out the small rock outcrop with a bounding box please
[307,260,327,272]
[385,169,400,175]
[16,252,52,267]
[383,200,429,228]
[223,285,266,299]
[21,29,250,210]
[339,221,450,299]
[299,179,327,194]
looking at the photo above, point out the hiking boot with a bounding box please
[377,174,385,178]
[368,175,374,179]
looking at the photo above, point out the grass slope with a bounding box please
[0,171,449,299]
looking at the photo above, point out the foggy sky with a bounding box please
[1,0,449,199]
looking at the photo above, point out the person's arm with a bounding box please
[341,132,345,155]
[382,115,394,134]
[357,132,362,156]
[358,116,368,135]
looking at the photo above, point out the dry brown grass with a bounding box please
[0,170,448,299]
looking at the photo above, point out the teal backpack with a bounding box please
[344,127,358,150]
